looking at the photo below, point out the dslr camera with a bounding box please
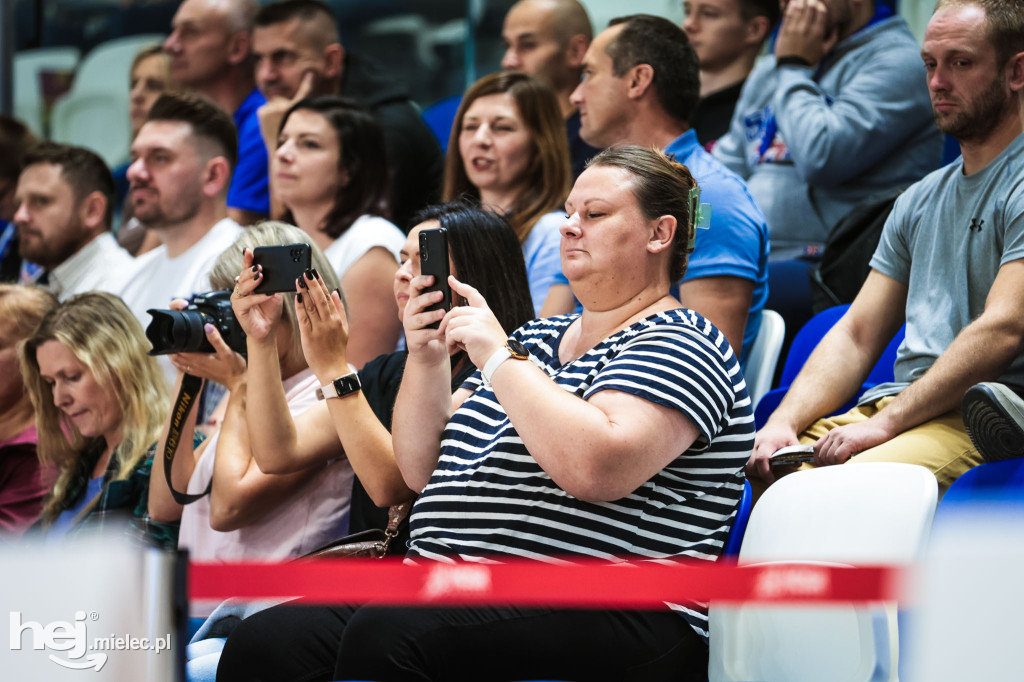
[146,290,246,356]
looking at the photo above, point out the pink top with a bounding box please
[0,425,55,536]
[177,370,353,561]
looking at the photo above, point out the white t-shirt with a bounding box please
[177,369,354,561]
[118,218,243,386]
[322,214,404,279]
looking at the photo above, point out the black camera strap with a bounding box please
[163,373,211,505]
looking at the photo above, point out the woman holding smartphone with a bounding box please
[444,71,574,317]
[273,96,405,367]
[232,202,534,545]
[221,148,754,682]
[147,221,354,562]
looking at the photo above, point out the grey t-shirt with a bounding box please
[860,131,1024,404]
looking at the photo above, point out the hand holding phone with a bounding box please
[769,444,816,467]
[419,228,451,329]
[252,243,311,294]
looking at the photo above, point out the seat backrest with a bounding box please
[775,301,904,397]
[740,463,937,564]
[722,479,752,558]
[778,304,849,386]
[71,34,164,96]
[938,457,1024,510]
[13,47,80,135]
[743,309,785,409]
[50,92,130,168]
[709,464,937,682]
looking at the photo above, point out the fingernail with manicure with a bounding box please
[297,292,303,303]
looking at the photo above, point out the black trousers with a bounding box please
[216,603,708,682]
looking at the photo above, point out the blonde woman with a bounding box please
[147,221,354,562]
[19,292,174,544]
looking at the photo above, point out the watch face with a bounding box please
[507,339,529,359]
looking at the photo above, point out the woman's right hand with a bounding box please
[231,248,283,343]
[294,269,352,382]
[402,274,449,363]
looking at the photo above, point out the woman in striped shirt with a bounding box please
[221,146,754,682]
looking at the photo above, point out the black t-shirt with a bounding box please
[349,351,476,554]
[690,80,746,150]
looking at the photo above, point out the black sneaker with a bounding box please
[963,382,1024,462]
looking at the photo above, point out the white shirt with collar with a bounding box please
[48,232,135,301]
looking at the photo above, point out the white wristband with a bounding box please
[481,346,512,386]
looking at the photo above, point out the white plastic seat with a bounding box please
[69,34,165,96]
[50,92,130,168]
[743,308,785,408]
[48,34,164,166]
[709,463,938,682]
[13,47,80,136]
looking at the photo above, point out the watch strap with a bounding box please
[316,371,361,400]
[481,346,512,386]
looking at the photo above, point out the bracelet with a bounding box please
[316,372,361,400]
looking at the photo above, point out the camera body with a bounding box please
[146,290,246,356]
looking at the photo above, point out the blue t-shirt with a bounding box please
[665,130,770,369]
[522,211,568,317]
[228,89,270,216]
[47,476,104,543]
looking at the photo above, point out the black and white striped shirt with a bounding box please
[407,309,753,637]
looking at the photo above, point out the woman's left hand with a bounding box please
[169,322,247,391]
[441,276,507,369]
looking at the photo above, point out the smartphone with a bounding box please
[252,243,312,294]
[419,227,451,328]
[769,444,816,467]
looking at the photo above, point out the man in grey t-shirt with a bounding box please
[746,0,1024,493]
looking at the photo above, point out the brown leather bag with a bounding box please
[302,502,411,559]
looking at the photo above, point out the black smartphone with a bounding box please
[252,243,312,294]
[419,227,451,328]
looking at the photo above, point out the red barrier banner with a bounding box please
[190,560,904,607]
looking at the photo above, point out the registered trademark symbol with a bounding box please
[89,612,99,621]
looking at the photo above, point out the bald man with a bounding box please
[501,0,600,177]
[164,0,269,225]
[252,0,443,230]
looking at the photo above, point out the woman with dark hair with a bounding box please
[273,96,405,367]
[220,149,753,681]
[233,202,534,540]
[444,71,574,317]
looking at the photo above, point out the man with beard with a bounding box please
[164,0,268,225]
[119,92,243,386]
[747,0,1024,495]
[12,143,134,300]
[713,0,942,259]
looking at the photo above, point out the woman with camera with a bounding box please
[273,96,406,368]
[444,71,574,317]
[146,222,354,562]
[19,292,175,545]
[219,148,753,681]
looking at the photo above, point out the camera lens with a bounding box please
[145,309,211,355]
